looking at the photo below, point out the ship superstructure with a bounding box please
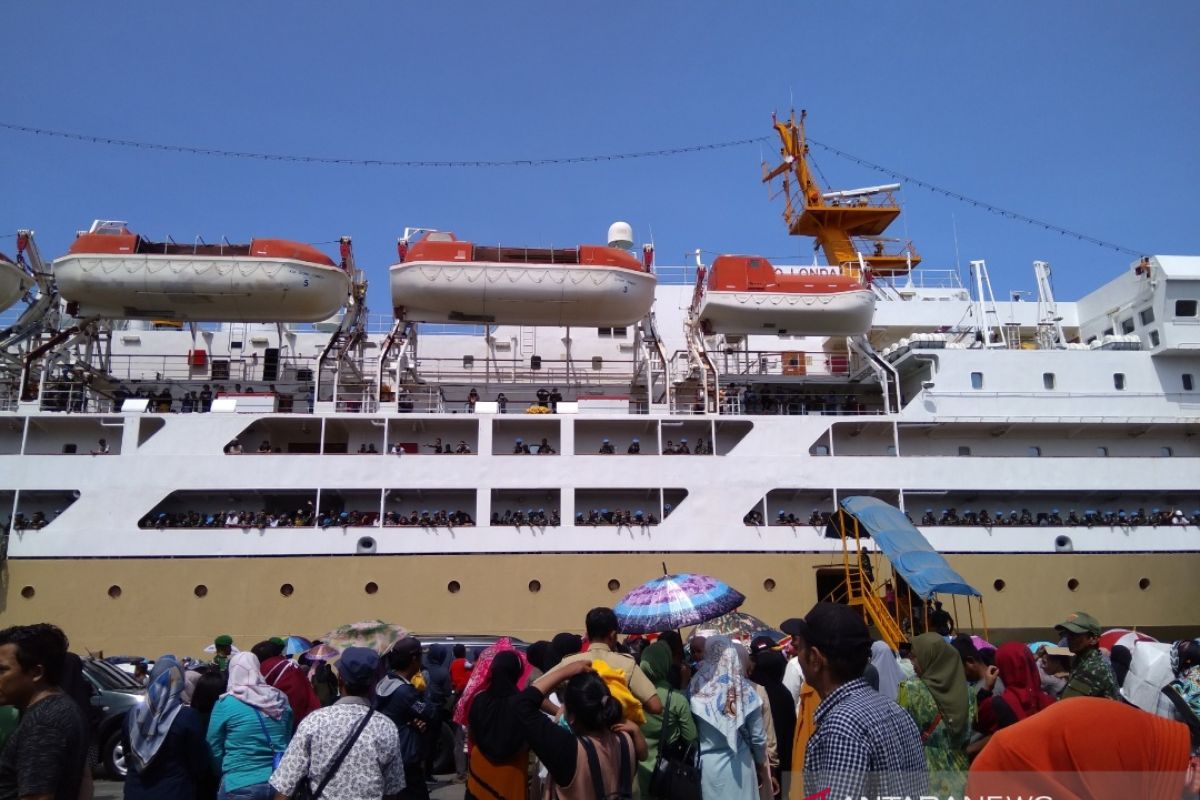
[1,116,1198,655]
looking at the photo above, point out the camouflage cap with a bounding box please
[1054,611,1100,636]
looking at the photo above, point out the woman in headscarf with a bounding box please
[867,641,905,701]
[968,696,1195,800]
[690,635,772,800]
[750,643,796,797]
[896,632,976,798]
[204,652,293,800]
[975,641,1055,739]
[464,651,530,800]
[124,656,212,800]
[1164,637,1200,737]
[453,638,532,731]
[635,640,697,796]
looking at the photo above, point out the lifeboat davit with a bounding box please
[52,221,351,322]
[698,255,875,336]
[390,232,657,326]
[0,252,34,313]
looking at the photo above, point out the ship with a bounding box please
[1,112,1197,662]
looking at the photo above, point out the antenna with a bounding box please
[952,214,963,284]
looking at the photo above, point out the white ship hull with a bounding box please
[390,261,657,326]
[0,259,33,312]
[699,288,876,335]
[52,254,351,322]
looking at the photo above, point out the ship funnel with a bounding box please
[607,221,634,250]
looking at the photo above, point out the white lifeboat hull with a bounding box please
[390,261,657,326]
[0,259,34,313]
[699,289,876,335]
[52,254,351,322]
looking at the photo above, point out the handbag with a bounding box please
[254,708,286,771]
[292,708,376,800]
[647,691,701,800]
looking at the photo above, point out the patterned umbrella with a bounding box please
[302,643,340,662]
[316,620,409,655]
[704,610,779,643]
[615,573,745,633]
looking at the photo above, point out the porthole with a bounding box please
[107,585,122,599]
[607,579,621,592]
[528,580,542,593]
[447,580,461,594]
[365,581,379,595]
[1067,578,1079,592]
[280,583,294,597]
[763,578,776,592]
[194,584,208,598]
[20,586,35,599]
[1138,577,1150,591]
[993,579,1006,592]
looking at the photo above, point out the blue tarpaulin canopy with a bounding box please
[840,496,981,598]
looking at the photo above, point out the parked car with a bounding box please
[82,657,145,780]
[412,633,530,654]
[409,634,530,775]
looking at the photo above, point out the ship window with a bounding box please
[957,446,971,456]
[592,356,604,371]
[1086,336,1097,345]
[886,444,897,456]
[1176,299,1198,317]
[1148,330,1160,347]
[970,372,984,390]
[1028,446,1041,457]
[462,355,474,369]
[1043,373,1056,390]
[612,326,627,338]
[1184,374,1195,391]
[1096,446,1109,457]
[812,444,829,456]
[1120,317,1135,334]
[1102,327,1114,337]
[1113,373,1126,390]
[1162,446,1173,457]
[1139,308,1155,325]
[597,327,611,336]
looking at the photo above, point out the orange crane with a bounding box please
[762,110,920,282]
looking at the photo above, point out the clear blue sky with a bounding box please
[4,1,1197,312]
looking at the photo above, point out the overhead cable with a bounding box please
[0,120,1144,256]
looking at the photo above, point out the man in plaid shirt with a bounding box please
[786,604,927,800]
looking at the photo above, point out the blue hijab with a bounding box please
[128,656,186,772]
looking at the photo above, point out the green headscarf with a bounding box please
[912,632,970,744]
[640,640,673,690]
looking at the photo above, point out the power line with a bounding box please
[0,119,1145,256]
[806,137,1144,257]
[0,120,769,168]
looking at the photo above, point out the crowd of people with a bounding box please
[753,507,1200,528]
[1,604,1197,800]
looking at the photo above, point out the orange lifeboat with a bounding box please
[390,231,657,326]
[52,220,351,323]
[698,255,875,335]
[0,251,34,313]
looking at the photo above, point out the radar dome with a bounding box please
[607,221,634,250]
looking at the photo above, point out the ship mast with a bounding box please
[762,110,920,281]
